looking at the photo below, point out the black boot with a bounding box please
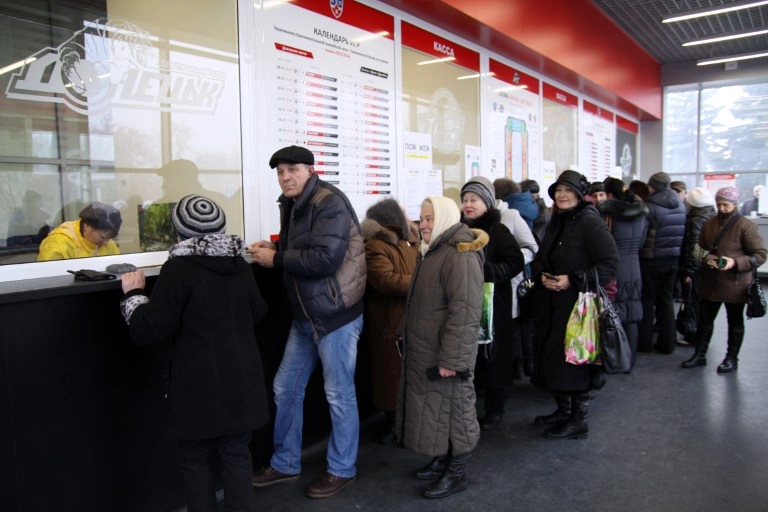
[534,394,571,426]
[717,326,744,374]
[422,453,469,499]
[480,387,505,430]
[682,325,713,368]
[377,411,396,445]
[543,395,588,440]
[415,455,449,481]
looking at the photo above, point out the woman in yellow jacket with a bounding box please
[37,202,122,261]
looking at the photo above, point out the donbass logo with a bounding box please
[5,19,225,116]
[330,0,344,19]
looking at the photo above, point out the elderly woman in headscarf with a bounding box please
[531,170,619,440]
[396,196,486,499]
[361,198,419,444]
[681,186,766,373]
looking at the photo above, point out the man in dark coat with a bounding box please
[639,172,686,354]
[120,194,269,512]
[248,145,366,499]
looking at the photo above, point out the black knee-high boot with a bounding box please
[543,395,588,440]
[534,394,571,426]
[682,324,714,368]
[717,325,744,373]
[422,452,470,498]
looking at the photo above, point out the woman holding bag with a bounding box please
[681,187,766,373]
[530,170,619,440]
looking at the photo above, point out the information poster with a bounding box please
[262,0,396,227]
[401,22,480,203]
[616,116,639,183]
[542,83,578,177]
[580,101,615,182]
[403,131,442,220]
[486,60,541,183]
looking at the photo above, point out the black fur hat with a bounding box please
[365,198,410,240]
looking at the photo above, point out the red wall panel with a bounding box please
[378,0,662,120]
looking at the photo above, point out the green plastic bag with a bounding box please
[564,290,600,365]
[478,282,494,345]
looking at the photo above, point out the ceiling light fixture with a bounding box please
[457,72,495,80]
[417,56,456,65]
[697,49,768,65]
[683,28,768,46]
[663,0,768,23]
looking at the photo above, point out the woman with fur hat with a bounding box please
[397,196,486,499]
[37,201,122,261]
[119,194,269,512]
[681,186,766,373]
[598,177,649,368]
[460,176,524,431]
[531,170,619,440]
[360,198,419,445]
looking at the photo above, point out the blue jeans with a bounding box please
[270,314,362,478]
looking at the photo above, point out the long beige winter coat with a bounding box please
[396,224,487,457]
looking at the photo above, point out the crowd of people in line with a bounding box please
[102,144,768,512]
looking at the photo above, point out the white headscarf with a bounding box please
[420,196,461,256]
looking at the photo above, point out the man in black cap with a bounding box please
[639,172,687,354]
[248,145,366,499]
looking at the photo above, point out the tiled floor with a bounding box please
[243,305,768,512]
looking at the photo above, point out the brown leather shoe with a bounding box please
[305,472,356,499]
[252,466,301,487]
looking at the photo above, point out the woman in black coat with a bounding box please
[599,178,649,368]
[460,177,524,431]
[531,171,619,440]
[120,195,269,512]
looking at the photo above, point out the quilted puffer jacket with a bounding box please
[396,223,487,457]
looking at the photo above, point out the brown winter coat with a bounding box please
[698,213,767,304]
[362,219,419,412]
[396,224,487,457]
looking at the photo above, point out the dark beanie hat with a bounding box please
[461,176,496,211]
[603,177,626,199]
[648,172,671,190]
[587,182,605,197]
[172,194,226,239]
[79,202,122,235]
[269,145,314,169]
[520,179,540,194]
[548,170,589,202]
[366,198,410,239]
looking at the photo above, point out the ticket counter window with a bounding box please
[0,0,243,266]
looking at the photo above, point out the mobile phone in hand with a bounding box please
[717,257,727,269]
[542,272,558,281]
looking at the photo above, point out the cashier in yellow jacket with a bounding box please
[37,202,122,261]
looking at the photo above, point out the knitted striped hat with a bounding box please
[172,194,226,239]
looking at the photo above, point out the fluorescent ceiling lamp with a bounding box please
[683,28,768,46]
[417,56,456,65]
[353,31,390,43]
[495,85,529,92]
[697,49,768,65]
[457,72,495,80]
[663,0,768,23]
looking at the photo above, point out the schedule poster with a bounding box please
[616,116,639,183]
[580,101,615,182]
[486,60,541,183]
[263,0,396,221]
[542,83,578,177]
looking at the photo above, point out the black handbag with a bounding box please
[676,284,697,337]
[746,256,767,319]
[593,269,631,374]
[516,263,536,317]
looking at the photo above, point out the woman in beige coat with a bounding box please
[396,196,486,499]
[682,187,767,373]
